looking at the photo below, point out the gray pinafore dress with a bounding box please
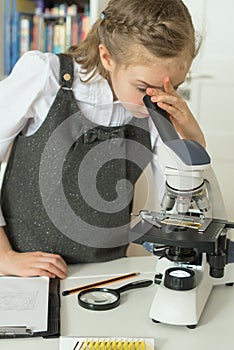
[1,54,152,263]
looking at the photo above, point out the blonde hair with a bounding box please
[69,0,199,81]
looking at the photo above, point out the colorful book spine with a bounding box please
[65,15,72,51]
[11,0,21,69]
[45,21,54,52]
[81,14,90,41]
[4,0,11,75]
[71,17,79,46]
[31,14,39,50]
[20,17,31,56]
[53,20,66,54]
[81,4,90,41]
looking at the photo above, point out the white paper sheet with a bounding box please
[0,276,49,332]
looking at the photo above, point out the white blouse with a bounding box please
[0,50,164,225]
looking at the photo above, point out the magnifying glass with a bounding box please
[78,279,153,311]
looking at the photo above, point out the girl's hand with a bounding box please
[146,77,206,148]
[0,250,67,279]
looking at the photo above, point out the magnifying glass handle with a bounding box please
[116,279,152,294]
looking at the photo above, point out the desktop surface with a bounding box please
[2,256,234,350]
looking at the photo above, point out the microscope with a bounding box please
[131,95,234,328]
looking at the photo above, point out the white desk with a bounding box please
[2,256,234,350]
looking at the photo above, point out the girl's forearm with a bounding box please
[0,226,13,256]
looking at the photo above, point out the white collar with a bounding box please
[73,62,133,126]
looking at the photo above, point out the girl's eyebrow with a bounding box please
[136,79,184,90]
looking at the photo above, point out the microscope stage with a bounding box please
[131,217,226,253]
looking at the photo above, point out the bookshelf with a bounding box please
[0,0,108,78]
[0,2,6,79]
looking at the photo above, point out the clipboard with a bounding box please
[0,277,60,338]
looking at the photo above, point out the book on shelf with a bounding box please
[0,1,6,79]
[11,6,20,68]
[4,0,11,76]
[20,16,32,56]
[53,19,66,54]
[4,0,91,75]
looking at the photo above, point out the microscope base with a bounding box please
[149,257,234,328]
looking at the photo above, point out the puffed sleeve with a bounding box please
[0,51,50,225]
[0,50,50,162]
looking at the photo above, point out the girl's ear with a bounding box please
[99,44,116,72]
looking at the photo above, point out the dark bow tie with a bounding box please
[83,126,126,144]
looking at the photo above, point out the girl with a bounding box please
[0,0,205,278]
